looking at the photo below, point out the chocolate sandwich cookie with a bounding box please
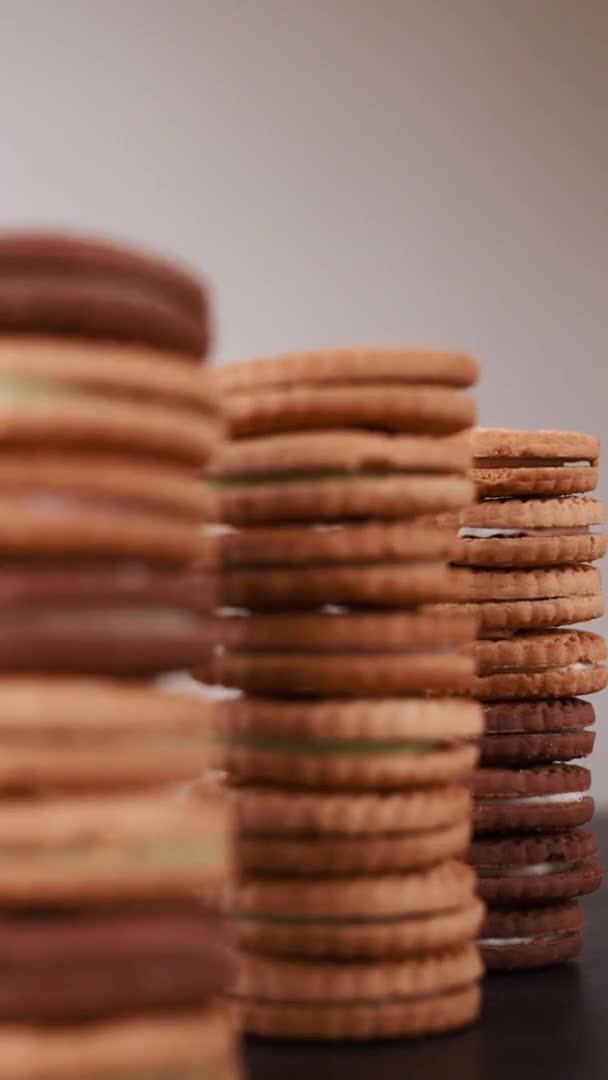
[479,901,584,970]
[471,828,602,905]
[0,452,214,561]
[0,790,230,904]
[447,496,606,568]
[467,630,608,700]
[455,564,603,632]
[0,910,234,1023]
[205,610,476,695]
[235,945,482,1039]
[0,338,221,464]
[0,231,209,357]
[214,345,479,438]
[480,699,595,765]
[0,1005,239,1079]
[0,563,215,674]
[473,764,593,832]
[234,861,483,958]
[471,428,599,497]
[0,677,219,791]
[222,697,482,789]
[211,432,474,526]
[236,785,473,874]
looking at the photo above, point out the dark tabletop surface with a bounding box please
[245,815,607,1080]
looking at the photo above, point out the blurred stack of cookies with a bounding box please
[446,428,607,970]
[0,234,238,1078]
[204,346,485,1040]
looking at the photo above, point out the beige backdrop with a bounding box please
[1,0,607,794]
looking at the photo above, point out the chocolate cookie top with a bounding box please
[484,698,595,734]
[0,231,209,357]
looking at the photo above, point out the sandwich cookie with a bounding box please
[446,496,606,568]
[0,564,215,674]
[0,231,209,357]
[234,861,483,958]
[473,764,593,832]
[0,910,235,1023]
[480,699,595,765]
[467,630,608,700]
[0,1005,239,1080]
[471,429,599,497]
[235,946,482,1039]
[0,790,230,905]
[471,828,602,905]
[214,345,479,438]
[236,785,473,874]
[211,431,474,526]
[0,677,220,792]
[222,697,482,789]
[0,337,221,465]
[204,610,476,695]
[454,564,603,632]
[479,901,583,970]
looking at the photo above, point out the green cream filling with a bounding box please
[228,735,437,755]
[210,469,400,486]
[11,836,225,867]
[234,910,375,926]
[0,374,83,401]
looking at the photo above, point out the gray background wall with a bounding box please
[1,0,607,794]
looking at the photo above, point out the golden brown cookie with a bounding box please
[217,610,478,651]
[471,428,598,497]
[449,594,604,633]
[222,697,482,789]
[467,629,607,699]
[234,861,483,958]
[235,947,482,1039]
[235,785,472,874]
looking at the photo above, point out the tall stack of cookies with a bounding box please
[204,346,485,1040]
[0,234,238,1078]
[446,428,607,970]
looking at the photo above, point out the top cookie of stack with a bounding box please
[0,231,220,675]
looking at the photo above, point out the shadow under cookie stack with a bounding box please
[448,428,606,970]
[0,234,238,1078]
[204,347,485,1039]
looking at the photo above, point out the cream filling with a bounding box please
[479,932,575,947]
[483,661,596,676]
[0,374,84,402]
[3,836,225,867]
[0,491,195,520]
[474,457,592,468]
[460,526,592,539]
[477,792,585,807]
[477,859,578,879]
[1,607,202,634]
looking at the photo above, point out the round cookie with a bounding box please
[219,520,459,569]
[235,946,482,1039]
[447,496,606,568]
[234,861,483,958]
[467,630,607,700]
[0,910,234,1023]
[0,563,215,675]
[0,791,230,905]
[0,1005,238,1080]
[215,346,480,394]
[471,428,599,497]
[479,901,583,971]
[471,828,602,905]
[0,231,209,356]
[481,699,595,764]
[0,677,219,791]
[0,337,221,464]
[235,785,472,874]
[217,473,475,526]
[220,563,472,611]
[218,610,478,651]
[473,764,593,832]
[222,697,482,789]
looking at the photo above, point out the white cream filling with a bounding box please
[484,661,596,676]
[460,526,592,539]
[474,458,592,468]
[478,859,578,879]
[477,792,584,806]
[479,932,574,947]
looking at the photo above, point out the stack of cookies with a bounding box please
[203,346,485,1040]
[446,427,607,971]
[0,233,238,1078]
